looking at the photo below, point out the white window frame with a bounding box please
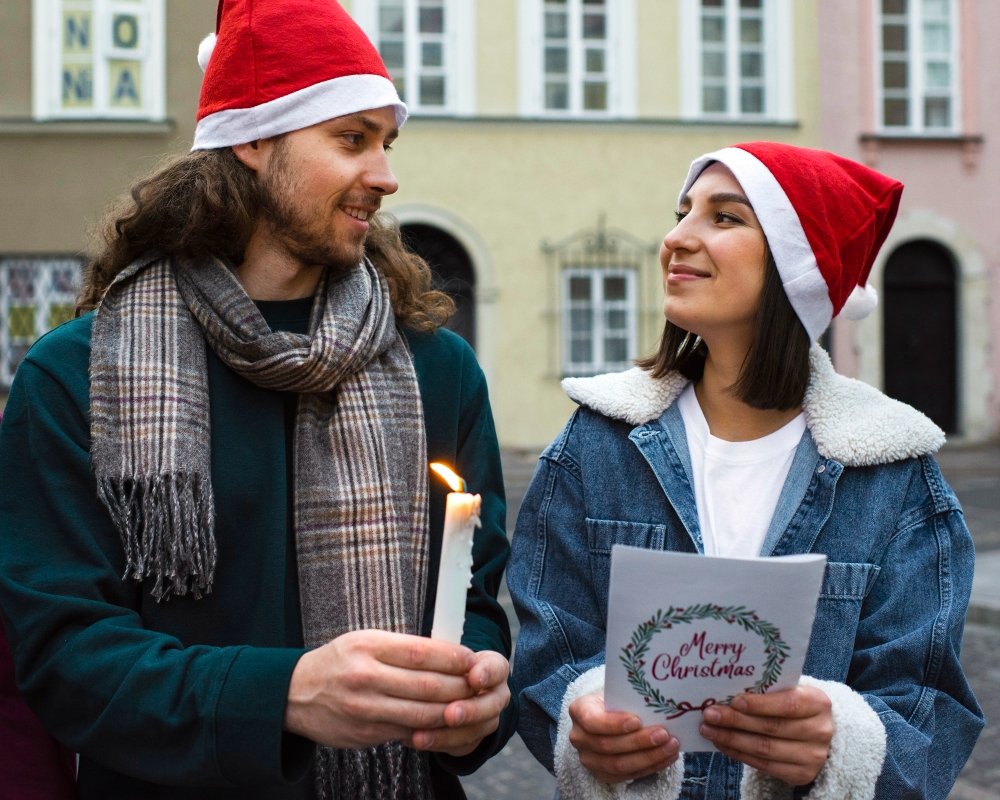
[0,257,83,390]
[679,0,794,122]
[561,267,637,376]
[518,0,636,118]
[32,0,166,121]
[351,0,476,116]
[874,0,960,134]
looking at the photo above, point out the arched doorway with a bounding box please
[882,240,958,433]
[401,224,476,349]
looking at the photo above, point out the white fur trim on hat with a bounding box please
[197,33,216,73]
[840,283,879,321]
[740,675,886,800]
[679,148,834,342]
[554,666,685,800]
[192,73,407,150]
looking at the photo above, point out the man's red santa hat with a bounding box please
[678,142,904,342]
[192,0,406,150]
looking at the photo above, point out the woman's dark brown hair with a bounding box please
[636,252,811,410]
[78,147,454,331]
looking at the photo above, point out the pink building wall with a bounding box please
[818,0,999,441]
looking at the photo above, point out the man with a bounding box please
[0,1,513,797]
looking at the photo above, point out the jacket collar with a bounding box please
[562,344,945,467]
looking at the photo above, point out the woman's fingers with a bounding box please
[568,692,679,784]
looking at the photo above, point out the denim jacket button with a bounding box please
[817,464,826,474]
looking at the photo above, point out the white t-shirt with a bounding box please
[677,384,806,558]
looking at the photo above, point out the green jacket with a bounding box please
[0,300,514,798]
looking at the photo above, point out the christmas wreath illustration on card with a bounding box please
[619,604,790,719]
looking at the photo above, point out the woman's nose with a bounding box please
[663,216,696,253]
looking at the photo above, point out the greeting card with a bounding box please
[604,546,826,752]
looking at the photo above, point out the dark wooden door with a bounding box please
[883,240,958,433]
[401,224,476,349]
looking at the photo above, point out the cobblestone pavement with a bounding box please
[461,444,1000,799]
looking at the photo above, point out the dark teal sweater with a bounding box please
[0,302,514,798]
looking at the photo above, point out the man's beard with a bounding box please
[256,140,367,277]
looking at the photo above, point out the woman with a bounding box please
[507,142,983,799]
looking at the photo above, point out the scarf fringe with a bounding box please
[314,743,433,800]
[97,473,217,602]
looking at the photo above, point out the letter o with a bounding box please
[114,15,139,48]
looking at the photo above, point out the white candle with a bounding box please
[429,463,482,643]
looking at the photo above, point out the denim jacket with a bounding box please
[508,346,983,800]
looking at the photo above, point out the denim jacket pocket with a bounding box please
[585,518,667,613]
[806,560,881,679]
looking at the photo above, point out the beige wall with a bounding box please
[819,0,1000,442]
[1,1,826,449]
[0,1,214,254]
[380,0,824,449]
[384,119,822,450]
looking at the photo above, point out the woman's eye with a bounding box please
[674,210,687,223]
[716,212,741,224]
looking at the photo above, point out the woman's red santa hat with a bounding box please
[678,142,904,342]
[192,0,407,150]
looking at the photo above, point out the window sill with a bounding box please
[859,131,982,144]
[0,118,176,136]
[401,114,800,129]
[858,132,984,170]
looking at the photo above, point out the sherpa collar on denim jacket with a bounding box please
[561,343,944,468]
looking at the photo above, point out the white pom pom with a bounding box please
[197,33,217,72]
[841,283,879,320]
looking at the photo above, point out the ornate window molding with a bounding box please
[542,216,657,377]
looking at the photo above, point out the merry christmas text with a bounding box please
[651,630,755,681]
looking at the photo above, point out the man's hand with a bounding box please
[284,630,478,749]
[410,649,511,757]
[568,692,680,784]
[698,685,833,787]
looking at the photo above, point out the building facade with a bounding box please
[345,0,822,448]
[0,0,212,388]
[819,0,998,443]
[7,2,986,450]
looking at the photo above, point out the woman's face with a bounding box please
[660,162,768,348]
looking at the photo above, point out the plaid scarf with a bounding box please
[90,255,433,799]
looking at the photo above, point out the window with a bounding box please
[352,0,475,115]
[876,0,959,132]
[543,218,651,377]
[519,0,636,117]
[679,0,793,121]
[1,257,82,390]
[32,0,165,120]
[562,268,636,375]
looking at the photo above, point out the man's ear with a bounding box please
[231,140,264,171]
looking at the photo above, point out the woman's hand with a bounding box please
[568,692,680,784]
[699,685,834,787]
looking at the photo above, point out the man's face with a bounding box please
[255,106,399,274]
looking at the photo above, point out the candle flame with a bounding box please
[430,462,467,493]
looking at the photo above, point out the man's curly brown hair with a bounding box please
[78,147,454,331]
